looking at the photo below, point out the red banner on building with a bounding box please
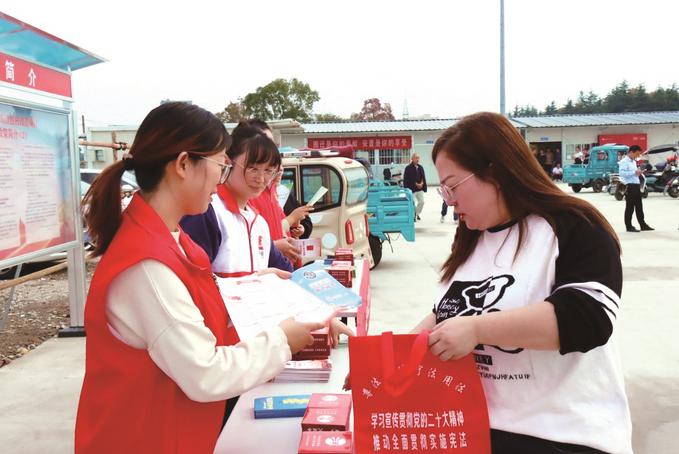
[0,52,72,98]
[598,133,647,151]
[308,135,412,150]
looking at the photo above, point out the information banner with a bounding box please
[0,101,75,264]
[308,136,413,150]
[0,52,73,98]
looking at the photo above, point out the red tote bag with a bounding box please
[349,331,490,453]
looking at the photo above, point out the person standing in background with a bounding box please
[403,153,427,221]
[619,145,653,232]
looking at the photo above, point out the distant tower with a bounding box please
[402,98,410,120]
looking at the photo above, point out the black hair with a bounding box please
[84,102,229,256]
[228,124,281,170]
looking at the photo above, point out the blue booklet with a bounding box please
[254,394,311,418]
[291,262,362,309]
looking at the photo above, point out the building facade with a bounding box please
[86,112,679,184]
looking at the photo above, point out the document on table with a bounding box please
[216,273,339,340]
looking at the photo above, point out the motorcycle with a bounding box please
[666,174,679,198]
[643,163,679,194]
[612,144,679,200]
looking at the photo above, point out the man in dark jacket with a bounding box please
[403,153,427,221]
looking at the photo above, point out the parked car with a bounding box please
[80,168,139,192]
[563,144,627,193]
[281,152,373,268]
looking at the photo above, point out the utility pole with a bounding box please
[500,0,506,115]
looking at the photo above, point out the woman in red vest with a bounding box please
[75,102,322,453]
[245,119,315,263]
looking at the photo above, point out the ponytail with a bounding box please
[83,102,229,256]
[82,161,128,256]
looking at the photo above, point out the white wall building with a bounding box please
[86,112,679,184]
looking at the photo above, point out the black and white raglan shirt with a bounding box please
[433,213,632,454]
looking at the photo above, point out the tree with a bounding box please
[314,113,345,122]
[514,80,679,117]
[649,84,679,111]
[241,78,320,122]
[511,104,539,117]
[559,99,576,114]
[574,90,602,114]
[350,98,395,121]
[544,101,558,115]
[603,81,632,113]
[215,100,245,123]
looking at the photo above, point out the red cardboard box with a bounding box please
[328,265,352,288]
[302,407,350,432]
[298,431,353,454]
[334,248,354,265]
[292,328,331,360]
[308,393,352,410]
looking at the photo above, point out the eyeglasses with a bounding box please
[232,160,279,182]
[198,156,232,184]
[437,173,475,201]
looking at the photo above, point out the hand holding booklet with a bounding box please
[216,273,340,340]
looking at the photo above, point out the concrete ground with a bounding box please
[1,185,677,453]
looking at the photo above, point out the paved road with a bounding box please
[0,184,677,453]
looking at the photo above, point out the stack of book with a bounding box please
[301,393,352,431]
[272,359,333,383]
[333,248,354,265]
[292,327,331,361]
[298,393,354,453]
[327,260,353,288]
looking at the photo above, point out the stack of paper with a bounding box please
[273,359,333,383]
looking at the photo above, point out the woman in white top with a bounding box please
[413,112,632,454]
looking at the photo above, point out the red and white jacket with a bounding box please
[211,185,272,277]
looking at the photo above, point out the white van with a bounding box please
[281,154,373,267]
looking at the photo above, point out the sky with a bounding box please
[4,0,678,129]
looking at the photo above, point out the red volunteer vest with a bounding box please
[250,184,286,241]
[75,194,240,453]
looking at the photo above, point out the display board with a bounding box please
[0,100,76,265]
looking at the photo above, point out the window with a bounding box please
[397,149,411,163]
[94,149,105,161]
[301,165,342,210]
[378,149,410,165]
[281,168,297,198]
[379,149,395,165]
[355,150,375,165]
[344,167,369,205]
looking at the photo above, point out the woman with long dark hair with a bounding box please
[75,102,321,453]
[413,112,632,453]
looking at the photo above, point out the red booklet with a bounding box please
[292,328,331,360]
[302,407,350,432]
[308,393,352,410]
[333,248,354,265]
[298,431,353,454]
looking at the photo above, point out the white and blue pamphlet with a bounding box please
[291,262,362,310]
